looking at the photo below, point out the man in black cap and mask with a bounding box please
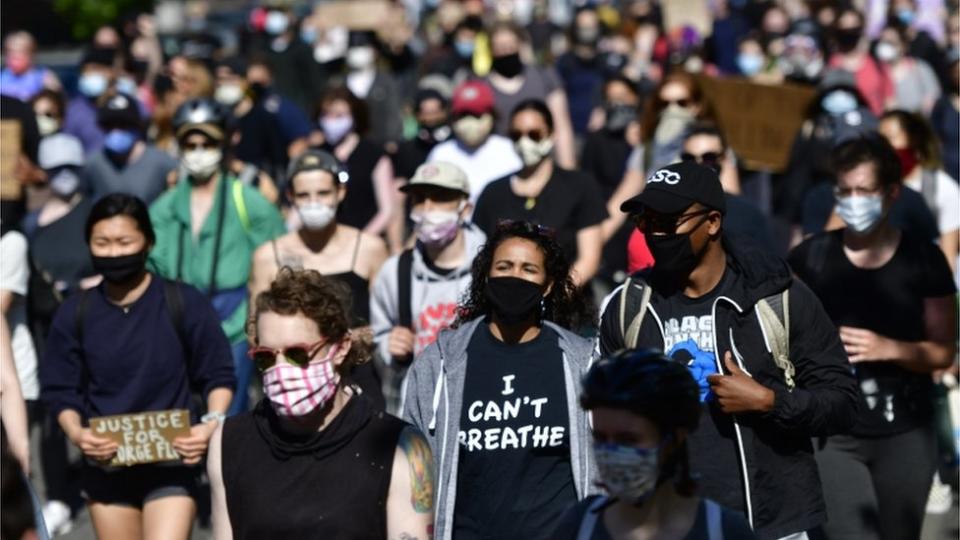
[597,161,859,540]
[82,92,176,204]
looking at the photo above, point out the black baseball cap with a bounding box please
[620,161,726,216]
[97,93,142,130]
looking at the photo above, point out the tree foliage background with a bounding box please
[53,0,154,39]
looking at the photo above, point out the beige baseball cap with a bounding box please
[401,161,469,196]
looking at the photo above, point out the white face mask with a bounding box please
[264,11,289,35]
[594,442,661,504]
[297,202,337,230]
[453,115,493,148]
[36,115,59,136]
[346,47,375,70]
[875,41,900,63]
[514,136,554,168]
[48,169,80,198]
[836,194,884,233]
[214,83,245,106]
[411,208,462,248]
[321,116,354,145]
[182,148,222,180]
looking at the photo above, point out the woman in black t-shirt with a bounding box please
[309,86,395,236]
[472,100,607,286]
[401,220,597,540]
[788,136,957,540]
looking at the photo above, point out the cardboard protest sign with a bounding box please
[0,120,22,200]
[662,0,712,37]
[89,409,191,467]
[697,76,817,173]
[314,0,404,30]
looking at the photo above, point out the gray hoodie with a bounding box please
[370,225,486,412]
[400,317,599,540]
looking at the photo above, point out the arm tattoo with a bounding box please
[399,427,434,513]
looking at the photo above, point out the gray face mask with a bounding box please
[48,169,81,198]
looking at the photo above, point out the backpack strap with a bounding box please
[231,178,251,234]
[576,496,608,540]
[757,289,795,391]
[163,280,188,355]
[705,499,725,540]
[396,249,415,364]
[618,276,653,350]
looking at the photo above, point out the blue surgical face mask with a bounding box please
[737,53,764,76]
[300,27,317,45]
[78,73,108,98]
[103,129,138,155]
[454,40,475,59]
[821,90,858,115]
[115,77,138,96]
[896,8,916,26]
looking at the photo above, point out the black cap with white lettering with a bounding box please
[620,161,726,215]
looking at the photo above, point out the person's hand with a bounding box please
[173,422,218,465]
[707,353,776,414]
[68,428,118,462]
[839,326,900,364]
[388,327,415,361]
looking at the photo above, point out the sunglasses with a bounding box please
[508,129,548,142]
[662,98,692,108]
[182,141,219,151]
[247,340,328,371]
[680,151,722,166]
[632,208,712,234]
[496,219,557,238]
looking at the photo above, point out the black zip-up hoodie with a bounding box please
[599,233,859,540]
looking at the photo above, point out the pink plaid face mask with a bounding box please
[261,345,340,417]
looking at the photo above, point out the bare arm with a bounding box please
[938,229,959,275]
[0,307,29,474]
[364,156,396,237]
[546,90,577,169]
[572,225,603,287]
[841,295,958,373]
[387,180,409,255]
[361,234,390,289]
[208,424,234,540]
[600,167,645,242]
[386,426,434,540]
[247,243,278,321]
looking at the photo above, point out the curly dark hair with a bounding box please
[454,220,594,330]
[247,267,370,372]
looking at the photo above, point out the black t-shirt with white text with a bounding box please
[649,269,746,514]
[454,324,577,540]
[789,230,956,436]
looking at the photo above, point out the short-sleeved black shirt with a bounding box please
[788,230,956,436]
[472,167,607,264]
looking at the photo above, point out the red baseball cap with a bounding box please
[451,80,495,116]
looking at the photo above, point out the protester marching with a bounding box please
[0,1,958,540]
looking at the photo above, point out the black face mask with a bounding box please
[834,28,862,52]
[92,250,148,285]
[485,276,545,326]
[646,216,709,279]
[417,122,451,145]
[491,53,524,78]
[604,104,637,133]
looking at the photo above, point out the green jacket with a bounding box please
[148,175,285,344]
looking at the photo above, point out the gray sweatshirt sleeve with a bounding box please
[370,256,400,367]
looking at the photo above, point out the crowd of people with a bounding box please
[0,0,958,539]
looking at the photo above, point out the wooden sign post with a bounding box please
[89,409,191,467]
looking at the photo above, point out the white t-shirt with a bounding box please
[426,134,523,205]
[905,169,960,236]
[0,231,39,400]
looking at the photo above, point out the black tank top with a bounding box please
[320,139,384,230]
[221,394,406,539]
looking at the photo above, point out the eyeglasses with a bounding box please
[496,219,557,238]
[508,129,548,142]
[247,340,327,371]
[661,98,692,108]
[680,151,722,166]
[632,209,712,234]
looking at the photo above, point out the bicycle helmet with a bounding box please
[173,98,231,142]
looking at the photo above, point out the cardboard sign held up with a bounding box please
[89,409,191,467]
[314,0,404,30]
[0,120,22,200]
[698,76,817,173]
[661,0,712,37]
